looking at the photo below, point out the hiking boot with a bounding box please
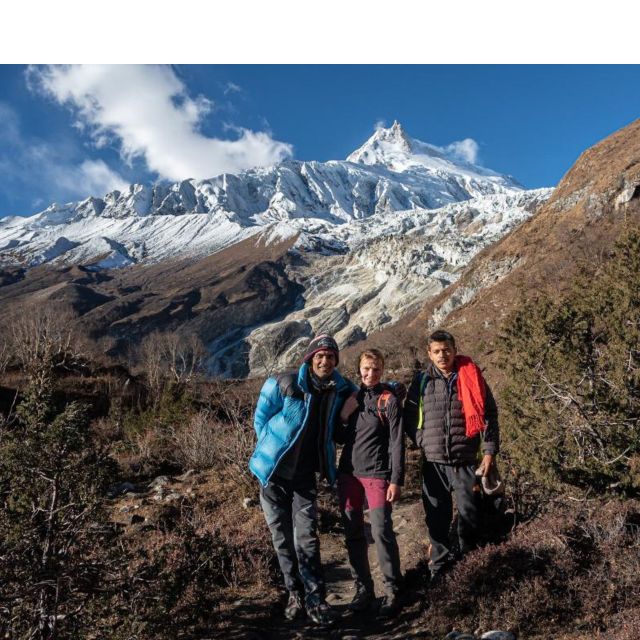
[378,592,402,618]
[306,600,339,626]
[347,583,374,612]
[284,590,304,621]
[429,566,447,588]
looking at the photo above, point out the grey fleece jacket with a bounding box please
[335,383,405,486]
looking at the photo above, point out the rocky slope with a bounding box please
[367,118,640,389]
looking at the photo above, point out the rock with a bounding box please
[177,469,195,481]
[481,632,516,640]
[149,475,170,490]
[164,492,182,502]
[119,505,132,513]
[242,497,255,509]
[107,482,139,498]
[445,633,476,640]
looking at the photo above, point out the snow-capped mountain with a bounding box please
[0,122,552,377]
[219,188,549,377]
[0,122,525,269]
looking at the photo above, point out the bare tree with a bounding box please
[6,302,88,387]
[138,332,165,402]
[164,331,207,385]
[138,330,207,403]
[0,333,11,377]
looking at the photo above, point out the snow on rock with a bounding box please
[240,189,550,377]
[1,123,529,269]
[0,122,553,377]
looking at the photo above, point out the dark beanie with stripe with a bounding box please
[303,334,339,365]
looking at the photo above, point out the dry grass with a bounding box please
[420,499,640,638]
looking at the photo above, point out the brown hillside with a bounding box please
[0,232,300,372]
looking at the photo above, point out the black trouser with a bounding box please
[421,460,480,576]
[259,474,325,607]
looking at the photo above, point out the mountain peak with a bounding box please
[373,120,412,150]
[347,121,413,165]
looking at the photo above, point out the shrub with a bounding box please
[100,492,275,639]
[501,230,640,496]
[421,500,640,637]
[172,409,255,489]
[173,410,219,470]
[0,377,117,638]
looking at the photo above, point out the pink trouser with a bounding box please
[337,473,402,594]
[338,473,389,512]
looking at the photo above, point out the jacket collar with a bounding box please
[426,362,457,381]
[360,382,384,396]
[298,361,349,394]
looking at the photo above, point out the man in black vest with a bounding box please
[404,330,500,580]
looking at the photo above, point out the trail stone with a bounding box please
[149,475,170,490]
[107,482,138,498]
[177,469,195,481]
[445,633,476,640]
[481,632,516,640]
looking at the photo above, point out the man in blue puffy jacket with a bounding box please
[250,334,356,625]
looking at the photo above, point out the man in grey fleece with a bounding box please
[404,330,499,580]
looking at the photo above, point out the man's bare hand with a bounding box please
[386,483,401,503]
[478,454,495,477]
[340,393,359,423]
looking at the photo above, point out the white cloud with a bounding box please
[56,160,129,196]
[442,138,480,164]
[0,101,128,215]
[224,82,242,95]
[29,65,293,181]
[373,119,387,131]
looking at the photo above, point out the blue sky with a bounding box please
[1,64,640,218]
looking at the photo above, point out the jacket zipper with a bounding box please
[445,375,453,461]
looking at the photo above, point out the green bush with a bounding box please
[501,230,640,495]
[0,376,117,638]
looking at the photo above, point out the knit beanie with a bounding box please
[303,334,339,365]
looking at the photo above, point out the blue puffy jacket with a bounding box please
[249,362,357,487]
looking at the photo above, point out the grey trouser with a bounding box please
[421,460,480,576]
[259,474,325,606]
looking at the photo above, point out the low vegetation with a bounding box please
[0,230,638,638]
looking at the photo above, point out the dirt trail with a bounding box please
[216,490,436,640]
